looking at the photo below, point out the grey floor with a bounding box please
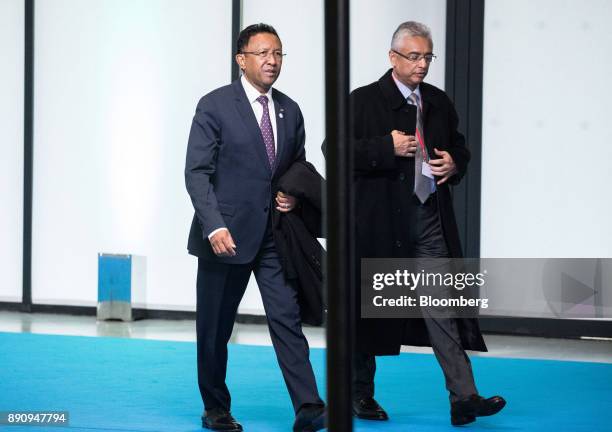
[1,311,611,363]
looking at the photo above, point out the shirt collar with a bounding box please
[391,72,421,103]
[241,75,273,104]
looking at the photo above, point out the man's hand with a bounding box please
[428,148,457,185]
[276,191,297,213]
[209,228,237,257]
[391,130,417,157]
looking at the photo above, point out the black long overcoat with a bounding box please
[350,69,487,355]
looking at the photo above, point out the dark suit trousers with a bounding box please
[196,226,323,413]
[354,193,478,403]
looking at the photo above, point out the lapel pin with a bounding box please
[279,108,284,119]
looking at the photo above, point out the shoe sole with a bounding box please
[477,399,506,417]
[352,410,389,421]
[202,420,243,431]
[451,415,476,426]
[451,399,507,426]
[293,411,326,432]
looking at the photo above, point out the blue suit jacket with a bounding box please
[185,79,306,264]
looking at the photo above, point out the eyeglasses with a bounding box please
[241,50,286,60]
[391,49,436,64]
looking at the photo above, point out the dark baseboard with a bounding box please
[479,316,612,339]
[0,301,247,323]
[0,302,97,316]
[0,302,194,320]
[0,302,24,312]
[1,302,609,338]
[235,313,268,325]
[135,308,196,320]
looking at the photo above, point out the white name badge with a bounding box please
[422,161,434,179]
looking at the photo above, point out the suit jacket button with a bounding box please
[264,207,269,212]
[399,173,405,181]
[371,160,377,167]
[396,240,402,248]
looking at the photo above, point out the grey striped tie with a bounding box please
[409,92,433,203]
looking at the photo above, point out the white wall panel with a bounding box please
[33,0,231,308]
[481,0,612,258]
[0,0,24,302]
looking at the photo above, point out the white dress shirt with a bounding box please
[240,75,278,153]
[391,72,423,108]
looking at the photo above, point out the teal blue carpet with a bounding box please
[0,332,611,431]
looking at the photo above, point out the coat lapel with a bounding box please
[379,70,417,135]
[378,69,407,111]
[380,70,438,159]
[232,80,272,174]
[272,91,286,175]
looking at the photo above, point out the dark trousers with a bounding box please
[354,193,478,403]
[196,228,323,413]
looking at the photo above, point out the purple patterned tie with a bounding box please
[256,95,276,168]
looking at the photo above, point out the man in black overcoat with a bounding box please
[347,21,506,426]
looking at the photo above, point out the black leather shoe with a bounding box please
[352,397,389,421]
[201,407,243,431]
[293,403,326,432]
[450,395,506,426]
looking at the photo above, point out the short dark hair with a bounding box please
[236,23,280,54]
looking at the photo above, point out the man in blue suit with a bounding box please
[185,24,325,432]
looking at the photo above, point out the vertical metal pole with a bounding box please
[445,0,485,258]
[324,0,353,430]
[23,0,35,312]
[231,0,241,81]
